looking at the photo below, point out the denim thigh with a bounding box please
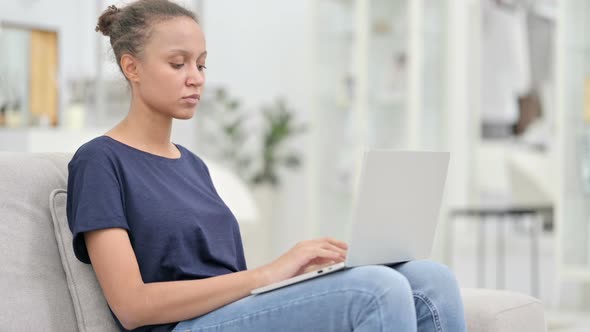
[172,265,416,332]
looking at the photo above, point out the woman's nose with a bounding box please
[186,66,205,86]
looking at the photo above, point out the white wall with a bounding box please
[202,0,315,257]
[202,0,312,117]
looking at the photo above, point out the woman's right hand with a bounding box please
[256,237,348,287]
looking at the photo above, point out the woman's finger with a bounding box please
[316,248,342,260]
[321,237,349,250]
[320,242,347,257]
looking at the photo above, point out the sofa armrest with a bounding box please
[462,288,547,332]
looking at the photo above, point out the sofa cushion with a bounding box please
[50,189,119,332]
[462,288,547,332]
[0,153,78,331]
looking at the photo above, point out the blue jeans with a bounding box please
[172,260,466,332]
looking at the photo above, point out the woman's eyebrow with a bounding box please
[168,49,207,58]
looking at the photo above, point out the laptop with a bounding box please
[250,149,450,295]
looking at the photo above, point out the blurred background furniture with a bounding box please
[448,203,552,298]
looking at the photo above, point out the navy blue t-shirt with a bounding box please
[66,136,247,332]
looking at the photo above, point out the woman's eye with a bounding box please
[171,63,184,69]
[198,65,207,71]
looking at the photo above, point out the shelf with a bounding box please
[561,43,590,53]
[553,1,590,306]
[309,0,448,238]
[561,265,590,282]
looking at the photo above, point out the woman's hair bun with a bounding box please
[95,5,121,36]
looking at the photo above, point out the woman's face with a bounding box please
[134,17,206,120]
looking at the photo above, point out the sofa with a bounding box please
[0,152,548,331]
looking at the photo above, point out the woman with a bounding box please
[67,1,467,331]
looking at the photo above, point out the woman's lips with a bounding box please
[181,94,200,105]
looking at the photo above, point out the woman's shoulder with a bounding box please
[175,144,210,171]
[175,144,201,162]
[70,136,118,166]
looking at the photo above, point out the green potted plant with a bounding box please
[247,97,307,265]
[250,98,307,188]
[198,87,253,180]
[199,88,307,188]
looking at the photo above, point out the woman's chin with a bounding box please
[173,108,196,120]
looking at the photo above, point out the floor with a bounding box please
[546,311,590,331]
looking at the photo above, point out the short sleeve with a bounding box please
[66,150,129,264]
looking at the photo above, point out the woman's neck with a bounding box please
[105,98,179,158]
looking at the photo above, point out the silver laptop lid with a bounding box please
[345,150,450,266]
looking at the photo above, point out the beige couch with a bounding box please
[0,152,548,331]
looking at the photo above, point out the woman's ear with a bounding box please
[120,54,140,83]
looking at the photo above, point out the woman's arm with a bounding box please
[85,228,263,330]
[85,228,347,330]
